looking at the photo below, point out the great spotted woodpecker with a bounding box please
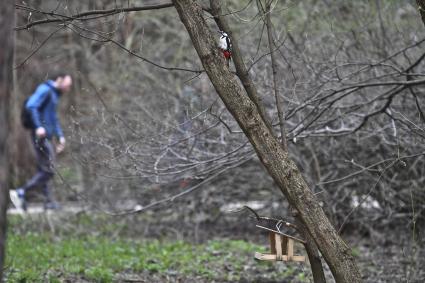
[218,31,232,67]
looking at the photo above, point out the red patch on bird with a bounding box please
[222,50,232,59]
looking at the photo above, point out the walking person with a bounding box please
[10,73,72,211]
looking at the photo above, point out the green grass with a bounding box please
[5,229,302,282]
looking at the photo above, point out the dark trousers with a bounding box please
[21,133,55,202]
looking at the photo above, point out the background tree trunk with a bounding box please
[0,0,15,280]
[171,1,361,282]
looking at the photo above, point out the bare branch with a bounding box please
[15,3,174,30]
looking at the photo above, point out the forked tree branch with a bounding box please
[209,0,274,134]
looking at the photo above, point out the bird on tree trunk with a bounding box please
[218,31,232,67]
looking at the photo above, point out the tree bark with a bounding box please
[171,1,361,282]
[0,0,15,280]
[417,0,425,26]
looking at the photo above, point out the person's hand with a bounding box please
[56,137,66,154]
[35,127,46,138]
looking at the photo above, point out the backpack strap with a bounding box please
[37,82,55,111]
[44,81,57,92]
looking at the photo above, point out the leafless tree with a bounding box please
[171,0,361,281]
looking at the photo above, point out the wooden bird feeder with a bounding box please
[254,224,306,262]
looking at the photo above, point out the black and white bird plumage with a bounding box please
[218,31,232,66]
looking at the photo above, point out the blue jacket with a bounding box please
[26,81,64,139]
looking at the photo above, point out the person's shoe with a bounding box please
[44,201,61,210]
[9,189,27,212]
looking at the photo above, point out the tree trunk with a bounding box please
[0,0,15,280]
[294,210,327,283]
[171,1,361,282]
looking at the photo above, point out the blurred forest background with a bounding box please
[5,0,425,282]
